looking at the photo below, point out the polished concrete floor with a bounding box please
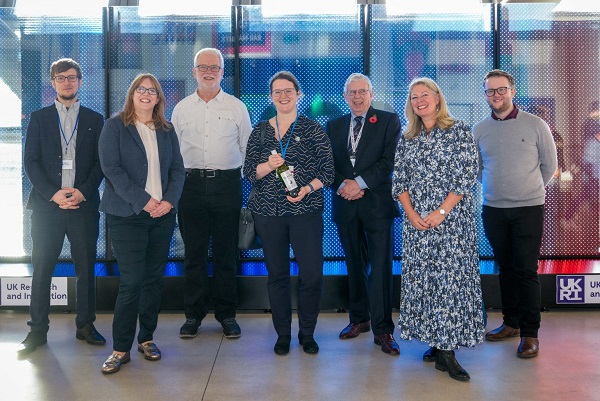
[0,309,597,401]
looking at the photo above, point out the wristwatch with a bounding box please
[439,208,446,216]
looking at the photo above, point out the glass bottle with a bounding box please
[271,150,299,197]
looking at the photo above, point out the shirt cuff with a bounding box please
[336,181,346,195]
[355,176,368,190]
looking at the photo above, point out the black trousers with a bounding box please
[107,212,175,352]
[178,169,241,322]
[29,209,99,332]
[254,211,324,337]
[335,214,395,336]
[482,205,544,338]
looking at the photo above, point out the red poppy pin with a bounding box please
[369,115,377,124]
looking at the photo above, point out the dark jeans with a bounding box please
[254,211,324,337]
[482,205,544,338]
[107,212,175,352]
[178,169,241,323]
[336,215,395,336]
[29,209,99,332]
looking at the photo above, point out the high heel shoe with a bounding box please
[423,346,438,362]
[274,335,291,355]
[435,350,470,382]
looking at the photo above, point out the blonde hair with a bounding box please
[403,77,455,140]
[120,73,171,131]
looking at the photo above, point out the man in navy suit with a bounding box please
[326,73,401,355]
[19,58,105,357]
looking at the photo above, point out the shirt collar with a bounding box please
[194,88,223,103]
[491,104,519,121]
[54,99,80,113]
[351,112,368,121]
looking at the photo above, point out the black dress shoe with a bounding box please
[76,324,106,345]
[435,350,470,382]
[298,333,319,354]
[274,335,291,355]
[339,321,371,339]
[373,334,400,355]
[17,331,47,357]
[423,346,438,362]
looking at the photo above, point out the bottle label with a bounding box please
[280,169,298,192]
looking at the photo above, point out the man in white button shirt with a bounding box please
[171,48,252,339]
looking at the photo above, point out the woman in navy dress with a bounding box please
[392,77,484,381]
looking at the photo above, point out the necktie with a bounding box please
[349,116,363,155]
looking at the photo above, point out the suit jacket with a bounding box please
[98,116,185,217]
[24,104,104,211]
[326,107,401,223]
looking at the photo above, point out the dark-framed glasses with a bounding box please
[53,75,80,83]
[271,88,296,97]
[346,89,370,97]
[195,65,222,73]
[135,86,159,96]
[484,87,511,97]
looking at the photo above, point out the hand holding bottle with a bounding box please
[271,149,300,197]
[267,151,285,170]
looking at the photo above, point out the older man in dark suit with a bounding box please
[19,58,105,357]
[326,73,401,355]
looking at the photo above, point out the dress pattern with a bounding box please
[391,120,484,350]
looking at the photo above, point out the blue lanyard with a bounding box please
[275,114,298,160]
[58,112,80,153]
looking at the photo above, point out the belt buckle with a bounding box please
[205,169,217,178]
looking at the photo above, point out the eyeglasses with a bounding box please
[346,89,370,97]
[135,86,159,96]
[53,75,80,83]
[271,88,296,97]
[195,65,222,73]
[484,87,511,97]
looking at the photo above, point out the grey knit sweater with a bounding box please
[473,110,557,208]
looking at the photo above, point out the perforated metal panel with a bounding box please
[0,7,107,260]
[500,3,600,256]
[370,4,495,256]
[238,5,362,265]
[0,3,598,263]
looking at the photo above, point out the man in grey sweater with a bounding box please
[473,69,557,359]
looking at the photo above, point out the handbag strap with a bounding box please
[247,121,267,203]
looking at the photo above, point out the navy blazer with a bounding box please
[326,107,401,222]
[98,116,185,217]
[24,104,104,211]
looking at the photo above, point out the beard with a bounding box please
[58,91,77,102]
[488,98,512,115]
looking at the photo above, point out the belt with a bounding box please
[185,167,240,178]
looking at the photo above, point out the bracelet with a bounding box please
[307,183,315,193]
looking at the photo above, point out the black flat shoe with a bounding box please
[435,350,470,382]
[298,333,319,354]
[274,335,291,355]
[423,346,438,362]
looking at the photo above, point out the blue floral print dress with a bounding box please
[391,120,484,350]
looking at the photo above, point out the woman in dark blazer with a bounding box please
[99,73,185,374]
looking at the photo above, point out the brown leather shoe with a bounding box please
[373,334,400,355]
[517,337,539,358]
[485,324,520,342]
[339,321,371,339]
